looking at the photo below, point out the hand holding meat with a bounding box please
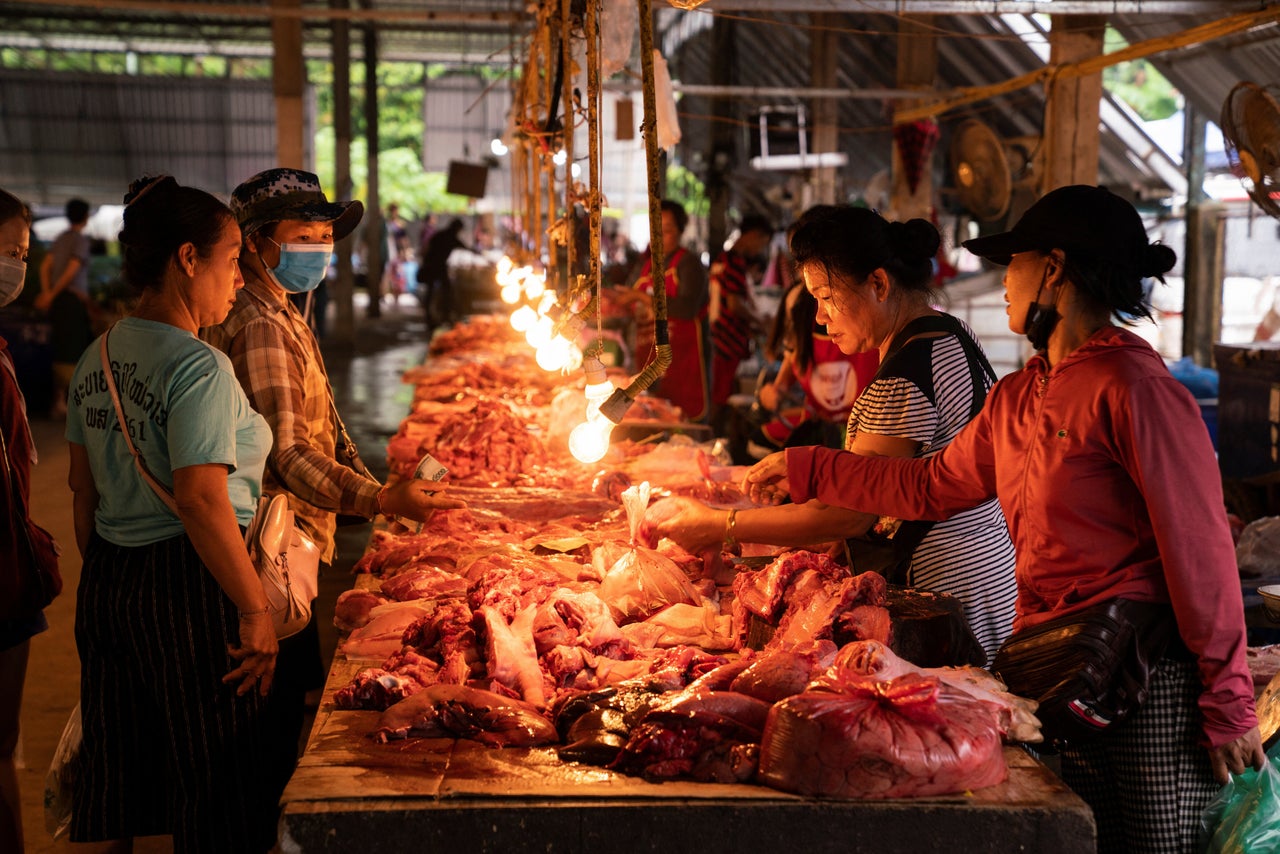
[224,610,278,696]
[652,497,728,554]
[1209,726,1265,784]
[381,480,466,522]
[743,452,789,505]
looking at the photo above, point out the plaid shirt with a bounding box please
[203,271,380,560]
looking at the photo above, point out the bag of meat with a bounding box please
[758,672,1007,799]
[596,482,701,623]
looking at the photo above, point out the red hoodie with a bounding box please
[787,326,1256,748]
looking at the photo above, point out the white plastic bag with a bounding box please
[597,482,700,621]
[1237,517,1280,578]
[44,703,81,840]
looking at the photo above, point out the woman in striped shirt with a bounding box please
[656,205,1016,663]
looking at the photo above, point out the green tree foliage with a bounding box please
[665,163,709,219]
[1102,28,1180,121]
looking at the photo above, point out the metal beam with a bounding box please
[704,0,1269,13]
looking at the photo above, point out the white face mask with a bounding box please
[0,255,26,308]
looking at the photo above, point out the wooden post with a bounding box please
[271,0,305,168]
[1184,100,1223,367]
[361,0,382,318]
[890,14,937,221]
[1042,15,1105,191]
[706,15,735,257]
[810,16,838,207]
[330,0,355,343]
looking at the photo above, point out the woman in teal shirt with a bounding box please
[66,176,277,853]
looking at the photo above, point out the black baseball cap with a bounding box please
[962,185,1151,268]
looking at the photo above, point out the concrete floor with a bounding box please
[15,295,431,852]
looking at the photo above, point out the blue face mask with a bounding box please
[266,239,332,293]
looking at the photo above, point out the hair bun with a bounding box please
[123,175,176,207]
[891,218,941,262]
[1142,242,1176,280]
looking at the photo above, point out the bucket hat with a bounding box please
[230,168,363,240]
[962,185,1150,269]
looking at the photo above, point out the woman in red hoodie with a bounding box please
[747,185,1263,853]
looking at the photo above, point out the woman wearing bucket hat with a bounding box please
[203,167,464,816]
[745,185,1263,852]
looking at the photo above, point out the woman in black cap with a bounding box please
[746,185,1263,852]
[204,167,463,820]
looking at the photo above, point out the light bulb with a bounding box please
[491,138,509,157]
[568,419,611,463]
[510,305,536,332]
[553,149,567,166]
[526,316,554,349]
[584,380,612,419]
[497,256,513,276]
[535,335,574,372]
[524,275,546,300]
[500,284,521,305]
[536,291,557,315]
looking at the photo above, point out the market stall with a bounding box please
[276,315,1094,852]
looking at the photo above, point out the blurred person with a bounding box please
[749,283,878,456]
[0,187,63,854]
[659,206,1016,662]
[66,175,277,852]
[708,214,773,432]
[417,218,471,329]
[746,186,1265,851]
[623,200,710,421]
[205,167,464,818]
[38,197,94,418]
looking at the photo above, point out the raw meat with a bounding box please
[341,600,437,661]
[758,672,1008,799]
[333,668,423,711]
[480,604,549,707]
[730,641,837,703]
[830,640,1042,744]
[379,567,469,602]
[372,684,557,746]
[333,588,391,632]
[611,689,771,782]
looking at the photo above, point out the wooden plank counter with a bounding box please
[279,659,1095,853]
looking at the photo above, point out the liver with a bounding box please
[280,660,1095,854]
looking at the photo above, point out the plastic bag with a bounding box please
[596,482,700,622]
[44,703,81,840]
[1200,741,1280,853]
[1237,517,1280,578]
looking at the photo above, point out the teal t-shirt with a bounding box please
[66,316,272,547]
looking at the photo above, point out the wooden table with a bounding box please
[280,660,1095,853]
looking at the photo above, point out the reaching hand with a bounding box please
[1209,726,1266,785]
[382,480,466,523]
[653,497,726,554]
[224,611,278,697]
[743,451,790,505]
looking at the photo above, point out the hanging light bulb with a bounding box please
[510,304,537,332]
[536,337,573,372]
[500,283,522,305]
[569,354,615,463]
[524,272,546,301]
[526,315,554,349]
[536,290,557,316]
[568,419,611,463]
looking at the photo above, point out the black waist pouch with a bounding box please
[992,598,1178,750]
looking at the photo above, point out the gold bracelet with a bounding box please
[375,485,389,516]
[724,508,739,550]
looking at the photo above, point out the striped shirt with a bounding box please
[710,249,753,362]
[203,272,381,561]
[847,316,1017,662]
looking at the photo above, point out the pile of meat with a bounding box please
[331,315,1039,800]
[337,530,1036,797]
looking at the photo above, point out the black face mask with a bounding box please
[1023,267,1061,351]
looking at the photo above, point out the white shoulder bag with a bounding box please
[99,332,319,639]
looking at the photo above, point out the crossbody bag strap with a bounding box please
[850,314,997,582]
[99,332,179,515]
